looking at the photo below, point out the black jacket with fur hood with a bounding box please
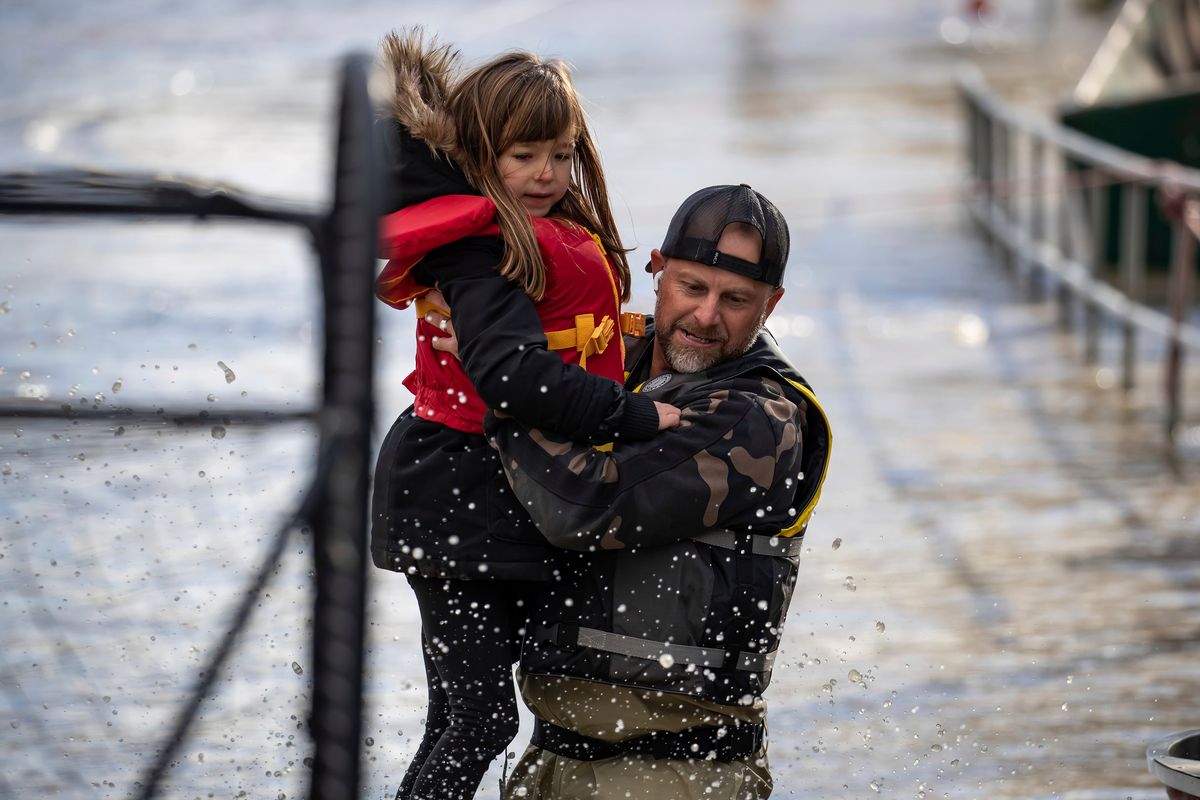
[369,31,659,581]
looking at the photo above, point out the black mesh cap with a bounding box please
[656,184,789,287]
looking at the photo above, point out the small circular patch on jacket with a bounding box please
[641,373,674,393]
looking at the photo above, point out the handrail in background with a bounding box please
[958,64,1199,443]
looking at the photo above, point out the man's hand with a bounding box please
[654,401,682,430]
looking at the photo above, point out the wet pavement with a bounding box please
[2,1,1198,798]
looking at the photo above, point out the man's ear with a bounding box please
[649,248,667,276]
[763,287,785,319]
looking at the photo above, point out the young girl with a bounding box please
[369,30,676,800]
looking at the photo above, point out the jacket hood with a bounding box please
[377,28,477,213]
[380,27,459,158]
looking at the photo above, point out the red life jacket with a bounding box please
[377,195,633,434]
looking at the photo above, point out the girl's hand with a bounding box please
[654,401,682,430]
[424,306,460,359]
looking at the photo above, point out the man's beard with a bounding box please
[655,311,768,374]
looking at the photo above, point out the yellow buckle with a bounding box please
[545,313,616,369]
[619,312,645,338]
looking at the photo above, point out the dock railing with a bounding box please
[0,53,379,800]
[959,65,1199,444]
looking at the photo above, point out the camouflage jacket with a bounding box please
[485,318,830,550]
[486,316,832,704]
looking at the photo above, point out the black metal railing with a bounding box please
[0,53,379,800]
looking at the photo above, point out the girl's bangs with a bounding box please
[503,85,580,145]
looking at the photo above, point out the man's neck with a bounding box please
[649,346,669,378]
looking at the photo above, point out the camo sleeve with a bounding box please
[484,375,806,550]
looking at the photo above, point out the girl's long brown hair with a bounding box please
[448,52,631,302]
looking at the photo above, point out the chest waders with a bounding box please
[522,336,832,762]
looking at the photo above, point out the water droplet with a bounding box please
[112,379,122,394]
[210,425,226,439]
[291,662,303,675]
[876,621,886,633]
[842,576,856,592]
[848,669,864,685]
[658,653,675,669]
[217,361,236,384]
[831,538,842,550]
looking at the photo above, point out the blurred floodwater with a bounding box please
[2,1,1198,798]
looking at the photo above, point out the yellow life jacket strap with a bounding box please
[545,313,617,369]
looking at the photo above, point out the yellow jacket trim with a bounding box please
[775,378,832,538]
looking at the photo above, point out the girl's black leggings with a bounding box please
[396,574,539,800]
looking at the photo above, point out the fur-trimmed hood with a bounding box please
[380,27,459,158]
[376,28,477,215]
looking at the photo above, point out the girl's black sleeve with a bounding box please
[413,237,660,442]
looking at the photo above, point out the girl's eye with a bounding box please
[511,153,532,161]
[554,152,573,162]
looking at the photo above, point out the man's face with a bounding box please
[651,228,783,375]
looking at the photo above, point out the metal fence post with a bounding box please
[1085,173,1109,364]
[1164,198,1197,441]
[308,53,378,800]
[1028,135,1047,301]
[1119,182,1147,392]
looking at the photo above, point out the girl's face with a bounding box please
[498,134,574,217]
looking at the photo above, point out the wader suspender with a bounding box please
[531,718,765,763]
[533,531,803,673]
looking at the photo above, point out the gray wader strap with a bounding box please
[531,718,765,763]
[539,623,776,672]
[692,529,804,558]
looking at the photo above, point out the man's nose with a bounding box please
[691,294,722,328]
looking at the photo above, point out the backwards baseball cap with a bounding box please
[654,183,790,288]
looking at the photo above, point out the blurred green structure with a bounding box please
[1060,0,1200,285]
